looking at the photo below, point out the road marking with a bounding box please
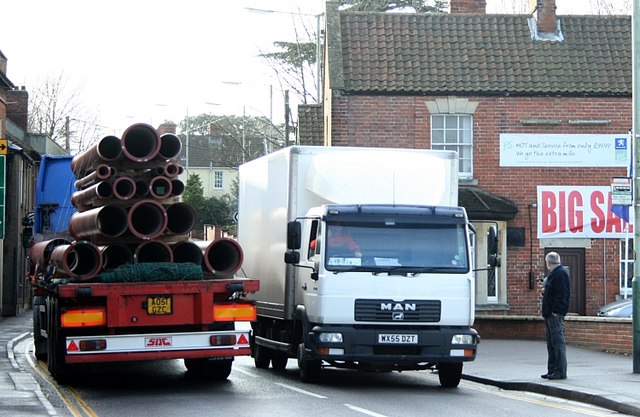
[275,382,327,398]
[25,340,96,417]
[232,366,258,377]
[465,381,617,417]
[344,404,389,417]
[67,387,100,417]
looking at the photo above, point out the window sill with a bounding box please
[475,303,510,312]
[459,178,478,185]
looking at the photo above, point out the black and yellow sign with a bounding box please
[0,139,7,155]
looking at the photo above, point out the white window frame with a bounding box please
[431,114,473,179]
[213,171,223,189]
[619,238,633,297]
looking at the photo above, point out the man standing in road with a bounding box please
[541,251,570,380]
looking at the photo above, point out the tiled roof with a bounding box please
[327,4,631,96]
[459,186,518,221]
[298,104,324,146]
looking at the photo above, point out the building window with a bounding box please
[214,171,223,189]
[619,238,633,297]
[431,114,473,179]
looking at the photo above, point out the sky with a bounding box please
[0,0,632,144]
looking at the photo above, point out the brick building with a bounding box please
[303,0,632,318]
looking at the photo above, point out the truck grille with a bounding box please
[354,299,441,322]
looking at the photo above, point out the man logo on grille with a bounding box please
[392,312,405,320]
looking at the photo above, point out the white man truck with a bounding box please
[238,146,489,387]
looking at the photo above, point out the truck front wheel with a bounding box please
[297,343,321,383]
[438,362,463,388]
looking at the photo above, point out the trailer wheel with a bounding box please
[297,343,321,383]
[271,351,288,370]
[32,296,47,361]
[184,358,233,381]
[253,343,271,369]
[438,362,463,388]
[46,298,71,383]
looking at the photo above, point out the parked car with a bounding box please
[597,298,633,318]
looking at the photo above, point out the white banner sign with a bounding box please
[501,134,628,167]
[537,186,634,239]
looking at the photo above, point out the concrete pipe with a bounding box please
[170,179,185,197]
[100,243,133,270]
[71,181,113,208]
[134,240,173,263]
[158,133,182,161]
[148,176,173,199]
[69,205,129,240]
[112,176,137,200]
[71,135,122,176]
[121,123,161,163]
[127,199,168,240]
[163,162,181,178]
[165,202,196,235]
[50,240,103,280]
[29,238,72,270]
[171,240,204,265]
[74,164,116,189]
[196,238,244,276]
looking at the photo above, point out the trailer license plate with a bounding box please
[378,334,418,344]
[147,296,172,315]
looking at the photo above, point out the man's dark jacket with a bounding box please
[541,265,570,318]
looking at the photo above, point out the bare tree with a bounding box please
[259,12,319,105]
[28,72,102,153]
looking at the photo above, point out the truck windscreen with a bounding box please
[324,222,469,274]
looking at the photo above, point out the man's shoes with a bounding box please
[541,373,551,379]
[546,373,566,380]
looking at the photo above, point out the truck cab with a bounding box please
[280,203,478,386]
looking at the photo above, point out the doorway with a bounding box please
[545,248,585,315]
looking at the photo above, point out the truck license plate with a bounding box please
[378,334,418,344]
[147,296,172,315]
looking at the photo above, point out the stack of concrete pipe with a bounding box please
[29,123,243,281]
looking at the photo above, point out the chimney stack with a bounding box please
[157,122,177,135]
[450,0,487,14]
[7,87,29,131]
[536,0,557,34]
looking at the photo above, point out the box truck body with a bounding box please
[238,146,481,387]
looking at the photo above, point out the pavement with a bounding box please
[1,310,640,416]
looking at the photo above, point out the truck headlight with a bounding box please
[318,332,343,343]
[451,334,474,345]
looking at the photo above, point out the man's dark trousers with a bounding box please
[545,314,567,377]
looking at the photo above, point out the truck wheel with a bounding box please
[297,343,321,383]
[32,296,47,361]
[184,358,233,381]
[271,351,288,370]
[253,343,271,369]
[438,362,463,388]
[46,298,70,383]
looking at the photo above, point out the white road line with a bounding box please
[344,404,389,417]
[232,366,258,377]
[275,382,328,398]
